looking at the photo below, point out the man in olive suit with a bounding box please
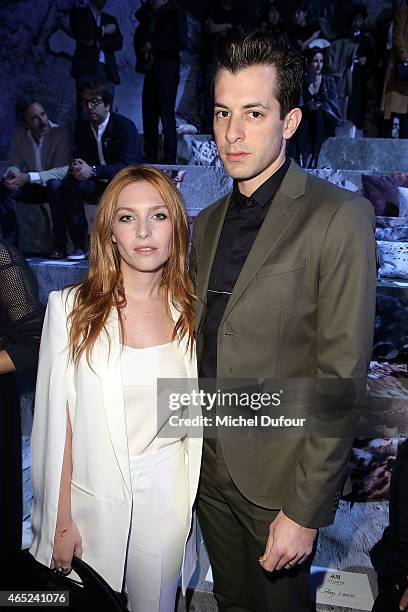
[190,30,377,611]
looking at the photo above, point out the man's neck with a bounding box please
[91,113,110,130]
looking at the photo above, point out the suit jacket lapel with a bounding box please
[220,160,308,326]
[195,192,233,331]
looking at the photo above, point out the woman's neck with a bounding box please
[121,266,164,301]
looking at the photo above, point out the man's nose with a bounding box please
[225,116,244,144]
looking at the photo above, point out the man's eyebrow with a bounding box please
[214,102,271,110]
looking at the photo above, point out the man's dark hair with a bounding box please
[213,29,303,119]
[294,2,308,12]
[78,79,114,106]
[15,95,43,122]
[349,2,368,21]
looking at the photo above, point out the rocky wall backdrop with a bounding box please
[0,0,393,160]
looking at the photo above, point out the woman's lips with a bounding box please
[134,247,158,255]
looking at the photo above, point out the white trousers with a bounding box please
[124,442,189,612]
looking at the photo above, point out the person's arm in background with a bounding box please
[99,16,123,53]
[393,6,408,62]
[30,128,71,185]
[0,243,44,375]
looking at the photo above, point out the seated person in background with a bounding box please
[289,2,321,53]
[296,47,342,168]
[370,438,408,612]
[0,97,70,255]
[61,79,141,261]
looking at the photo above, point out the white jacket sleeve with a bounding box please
[29,290,74,567]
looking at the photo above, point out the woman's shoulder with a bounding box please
[47,286,80,315]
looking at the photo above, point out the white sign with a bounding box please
[205,565,374,611]
[311,566,374,611]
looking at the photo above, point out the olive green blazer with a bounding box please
[191,160,377,528]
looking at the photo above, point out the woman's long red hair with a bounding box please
[67,165,197,365]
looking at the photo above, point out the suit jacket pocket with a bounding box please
[71,480,96,497]
[256,258,306,278]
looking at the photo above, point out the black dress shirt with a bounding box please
[200,157,290,379]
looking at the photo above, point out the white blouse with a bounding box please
[121,340,188,457]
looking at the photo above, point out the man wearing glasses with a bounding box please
[61,79,141,260]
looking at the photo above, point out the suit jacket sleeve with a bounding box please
[393,7,408,62]
[95,118,142,180]
[29,291,73,567]
[281,196,377,528]
[8,131,25,168]
[100,16,123,52]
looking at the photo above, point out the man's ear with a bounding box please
[283,108,302,140]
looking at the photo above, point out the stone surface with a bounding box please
[0,0,206,160]
[319,137,408,172]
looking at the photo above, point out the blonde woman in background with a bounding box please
[29,165,202,611]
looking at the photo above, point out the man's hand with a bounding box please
[103,23,116,35]
[400,583,408,611]
[4,168,30,190]
[71,159,92,181]
[259,510,317,572]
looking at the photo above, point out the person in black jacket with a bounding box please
[370,438,408,612]
[296,47,343,168]
[0,239,44,559]
[134,0,187,163]
[70,0,123,86]
[61,79,142,261]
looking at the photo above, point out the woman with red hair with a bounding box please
[29,165,202,611]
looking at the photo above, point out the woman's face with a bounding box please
[295,9,306,25]
[112,180,172,275]
[268,8,280,26]
[311,53,324,74]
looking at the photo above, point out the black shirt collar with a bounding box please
[233,157,290,211]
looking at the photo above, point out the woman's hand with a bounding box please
[50,520,82,574]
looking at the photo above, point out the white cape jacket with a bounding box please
[29,289,203,592]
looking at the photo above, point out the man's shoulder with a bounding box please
[304,171,372,214]
[109,112,137,132]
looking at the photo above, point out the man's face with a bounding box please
[81,89,110,124]
[351,14,364,32]
[295,9,307,25]
[24,103,49,139]
[213,65,297,190]
[268,8,280,26]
